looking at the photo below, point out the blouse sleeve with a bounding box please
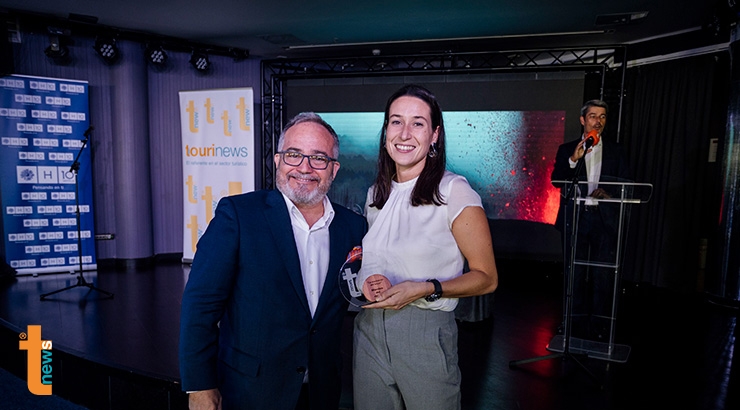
[444,173,483,228]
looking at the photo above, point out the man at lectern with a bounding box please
[551,99,631,340]
[179,112,367,410]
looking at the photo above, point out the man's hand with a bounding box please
[189,389,222,410]
[570,139,591,162]
[589,188,611,199]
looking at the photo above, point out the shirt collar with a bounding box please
[281,193,335,230]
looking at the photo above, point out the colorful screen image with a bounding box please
[322,110,564,225]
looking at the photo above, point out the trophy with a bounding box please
[338,246,392,307]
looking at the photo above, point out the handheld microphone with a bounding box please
[83,125,94,137]
[584,129,600,150]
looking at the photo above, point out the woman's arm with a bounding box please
[364,205,498,310]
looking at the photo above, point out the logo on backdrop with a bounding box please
[18,325,53,395]
[179,88,256,261]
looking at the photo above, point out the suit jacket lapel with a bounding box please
[600,140,618,177]
[264,190,311,316]
[314,208,350,319]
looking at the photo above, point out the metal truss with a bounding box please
[261,46,627,188]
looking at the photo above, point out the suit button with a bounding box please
[310,329,317,334]
[296,366,306,374]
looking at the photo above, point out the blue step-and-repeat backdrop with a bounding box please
[0,74,96,274]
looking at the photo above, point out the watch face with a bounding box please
[425,293,441,302]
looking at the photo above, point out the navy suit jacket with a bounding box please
[551,137,631,233]
[179,189,367,410]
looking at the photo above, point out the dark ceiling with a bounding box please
[0,0,735,59]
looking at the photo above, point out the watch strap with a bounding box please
[425,279,442,302]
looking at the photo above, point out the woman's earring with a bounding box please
[428,143,438,158]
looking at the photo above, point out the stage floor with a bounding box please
[0,263,187,381]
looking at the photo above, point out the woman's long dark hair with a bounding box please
[369,84,446,209]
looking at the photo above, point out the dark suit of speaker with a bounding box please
[552,137,630,234]
[179,189,367,410]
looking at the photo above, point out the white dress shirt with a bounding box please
[282,193,334,317]
[569,135,603,205]
[282,193,334,384]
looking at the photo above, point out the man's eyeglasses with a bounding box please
[277,151,337,170]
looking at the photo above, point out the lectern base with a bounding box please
[546,335,631,363]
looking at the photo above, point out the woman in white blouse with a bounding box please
[353,84,499,410]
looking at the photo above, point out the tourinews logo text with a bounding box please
[18,325,53,395]
[184,144,249,158]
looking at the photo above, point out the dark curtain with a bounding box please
[621,53,730,292]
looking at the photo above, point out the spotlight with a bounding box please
[189,51,210,72]
[44,34,69,61]
[94,36,120,64]
[229,48,249,61]
[145,44,168,67]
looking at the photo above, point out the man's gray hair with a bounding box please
[580,100,609,117]
[277,112,340,158]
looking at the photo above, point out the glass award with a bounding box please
[338,246,392,307]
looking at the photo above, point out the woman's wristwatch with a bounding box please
[425,279,443,302]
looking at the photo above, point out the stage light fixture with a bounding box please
[94,36,120,64]
[229,48,249,61]
[145,44,168,67]
[189,51,210,72]
[44,34,69,61]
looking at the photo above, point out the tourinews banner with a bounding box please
[0,74,96,274]
[179,88,255,262]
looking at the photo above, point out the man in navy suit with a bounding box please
[179,112,367,410]
[551,100,631,341]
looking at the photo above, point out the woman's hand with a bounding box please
[362,280,431,310]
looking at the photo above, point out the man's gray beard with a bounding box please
[276,172,333,207]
